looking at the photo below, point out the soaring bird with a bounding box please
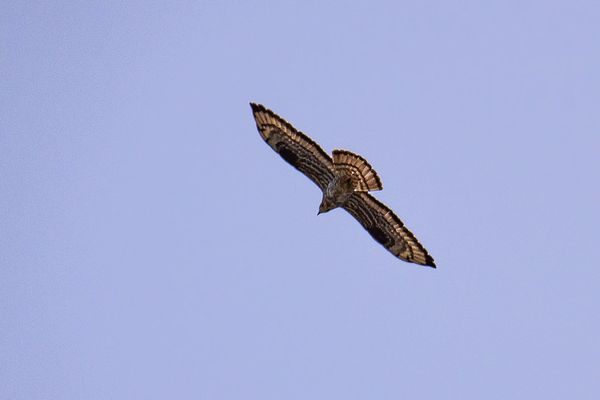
[251,103,435,268]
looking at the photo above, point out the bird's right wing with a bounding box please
[343,192,436,267]
[250,103,335,191]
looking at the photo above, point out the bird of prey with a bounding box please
[250,103,435,268]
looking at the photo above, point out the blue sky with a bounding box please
[2,1,599,399]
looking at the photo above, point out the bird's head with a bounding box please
[318,196,336,215]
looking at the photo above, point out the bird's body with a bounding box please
[250,102,436,268]
[319,173,354,214]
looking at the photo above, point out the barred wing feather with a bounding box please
[343,192,436,267]
[251,103,335,191]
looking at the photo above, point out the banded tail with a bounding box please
[332,149,383,192]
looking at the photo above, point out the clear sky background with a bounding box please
[2,1,599,399]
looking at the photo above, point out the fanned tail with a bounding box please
[332,149,383,192]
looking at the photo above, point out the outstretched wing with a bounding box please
[250,103,335,191]
[343,192,436,267]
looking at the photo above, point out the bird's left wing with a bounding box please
[343,192,436,267]
[250,103,335,191]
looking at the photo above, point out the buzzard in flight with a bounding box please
[250,103,435,268]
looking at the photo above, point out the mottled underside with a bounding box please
[251,103,435,268]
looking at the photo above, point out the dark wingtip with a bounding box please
[250,102,264,113]
[425,257,436,268]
